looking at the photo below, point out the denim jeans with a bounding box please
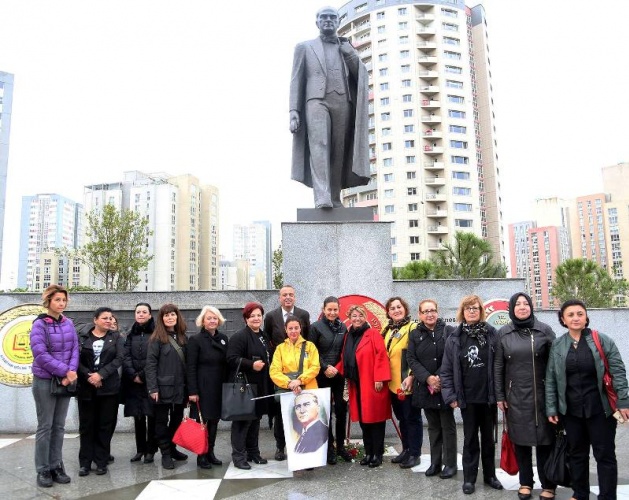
[32,375,72,472]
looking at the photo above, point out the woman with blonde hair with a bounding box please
[30,285,79,488]
[187,305,229,469]
[441,295,502,494]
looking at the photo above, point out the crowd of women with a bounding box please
[31,284,629,500]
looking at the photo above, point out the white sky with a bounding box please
[1,0,628,288]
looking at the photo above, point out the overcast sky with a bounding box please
[1,0,628,288]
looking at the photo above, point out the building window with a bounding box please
[401,64,411,73]
[381,112,391,120]
[442,22,458,31]
[401,79,411,87]
[410,252,421,261]
[441,8,458,17]
[454,203,473,212]
[450,140,468,149]
[400,50,410,58]
[455,219,473,228]
[409,219,419,228]
[380,82,389,91]
[383,157,393,166]
[398,22,408,30]
[399,35,409,44]
[452,170,470,181]
[378,53,388,62]
[382,127,392,135]
[444,50,461,60]
[379,68,388,76]
[402,94,412,102]
[403,109,413,117]
[382,142,392,151]
[376,11,385,19]
[380,97,390,105]
[384,189,394,198]
[449,125,467,133]
[355,2,368,12]
[377,25,386,34]
[408,203,418,212]
[404,124,415,133]
[451,155,469,164]
[398,7,407,15]
[384,204,395,214]
[406,171,416,179]
[448,109,466,118]
[407,187,417,196]
[443,36,460,45]
[406,156,416,163]
[445,65,462,74]
[453,186,472,195]
[446,80,463,89]
[404,140,415,148]
[410,236,420,244]
[447,95,465,104]
[384,173,394,182]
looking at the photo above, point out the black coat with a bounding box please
[187,329,228,420]
[495,319,556,446]
[145,334,187,405]
[309,318,347,371]
[76,329,124,400]
[122,320,154,417]
[226,326,273,417]
[407,319,455,409]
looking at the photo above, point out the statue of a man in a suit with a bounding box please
[290,6,371,208]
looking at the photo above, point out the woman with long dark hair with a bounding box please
[123,302,157,464]
[145,303,188,470]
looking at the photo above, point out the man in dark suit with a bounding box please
[293,392,328,454]
[264,285,311,346]
[289,6,370,208]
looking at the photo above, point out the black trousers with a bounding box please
[273,401,286,449]
[460,403,497,483]
[359,421,386,457]
[390,393,423,455]
[153,403,184,451]
[424,407,457,468]
[231,418,261,464]
[564,412,617,500]
[316,373,347,450]
[514,443,555,490]
[133,415,157,454]
[78,395,119,468]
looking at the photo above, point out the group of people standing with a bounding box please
[30,284,629,500]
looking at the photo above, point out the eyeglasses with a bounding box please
[420,309,437,315]
[465,306,480,312]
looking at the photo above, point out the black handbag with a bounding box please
[221,358,257,421]
[543,426,571,487]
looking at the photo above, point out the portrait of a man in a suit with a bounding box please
[293,391,328,454]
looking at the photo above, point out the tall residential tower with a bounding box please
[338,1,504,266]
[0,72,14,283]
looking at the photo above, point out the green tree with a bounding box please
[552,258,627,307]
[66,205,153,291]
[393,260,435,279]
[272,244,283,289]
[430,231,506,279]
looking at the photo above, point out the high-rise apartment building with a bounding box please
[84,171,220,291]
[0,71,15,283]
[17,194,84,290]
[337,0,504,266]
[602,162,629,281]
[232,221,272,289]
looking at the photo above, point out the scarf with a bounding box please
[462,321,488,347]
[130,317,155,336]
[327,317,344,334]
[383,315,411,350]
[343,322,369,382]
[508,292,535,329]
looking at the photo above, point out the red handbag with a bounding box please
[173,401,209,455]
[500,412,518,475]
[591,330,619,412]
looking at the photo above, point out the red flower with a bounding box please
[396,388,406,401]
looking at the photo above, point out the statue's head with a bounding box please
[316,6,339,36]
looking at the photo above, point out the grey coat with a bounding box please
[495,319,556,446]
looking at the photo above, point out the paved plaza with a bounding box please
[2,422,628,500]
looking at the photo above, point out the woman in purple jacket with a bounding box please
[30,285,79,488]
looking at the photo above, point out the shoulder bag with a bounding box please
[544,425,571,487]
[221,358,257,421]
[274,342,306,402]
[173,401,209,455]
[499,410,518,475]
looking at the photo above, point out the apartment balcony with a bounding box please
[416,13,435,24]
[354,20,371,37]
[417,40,437,50]
[427,225,449,234]
[425,177,446,187]
[424,161,445,171]
[427,242,444,251]
[425,193,446,203]
[419,85,439,96]
[417,27,436,37]
[365,61,373,72]
[353,37,371,49]
[418,56,438,66]
[426,209,448,218]
[418,70,439,80]
[368,91,374,101]
[420,99,440,109]
[421,114,441,124]
[423,145,444,155]
[359,48,372,59]
[422,129,442,139]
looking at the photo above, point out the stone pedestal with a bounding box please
[282,220,392,317]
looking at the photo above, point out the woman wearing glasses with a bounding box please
[441,295,503,495]
[407,299,457,479]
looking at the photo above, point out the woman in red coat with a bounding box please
[337,305,391,468]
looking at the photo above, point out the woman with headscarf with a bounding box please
[495,292,556,500]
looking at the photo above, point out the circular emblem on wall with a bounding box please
[0,304,46,387]
[337,295,387,331]
[483,298,510,330]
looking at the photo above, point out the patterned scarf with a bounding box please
[462,322,488,347]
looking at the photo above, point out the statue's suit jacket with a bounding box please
[289,36,371,189]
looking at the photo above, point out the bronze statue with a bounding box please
[290,6,370,208]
